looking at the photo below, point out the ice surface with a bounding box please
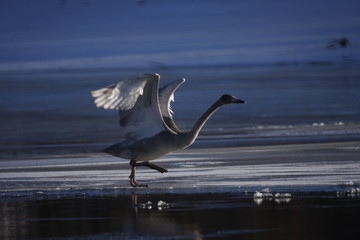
[1,141,359,201]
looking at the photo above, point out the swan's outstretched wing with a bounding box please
[91,73,168,140]
[91,74,149,110]
[159,78,185,133]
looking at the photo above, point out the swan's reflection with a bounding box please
[129,193,203,239]
[1,192,359,239]
[131,193,170,214]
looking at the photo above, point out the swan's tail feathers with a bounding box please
[103,142,132,159]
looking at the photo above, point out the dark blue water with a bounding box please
[1,0,360,156]
[1,0,360,70]
[1,191,360,240]
[1,64,360,155]
[1,1,360,239]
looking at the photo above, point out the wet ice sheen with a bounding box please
[1,141,360,195]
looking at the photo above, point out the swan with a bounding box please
[91,73,245,187]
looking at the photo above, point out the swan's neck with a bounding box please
[186,99,223,144]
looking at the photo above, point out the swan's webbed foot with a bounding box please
[129,165,148,188]
[129,176,148,188]
[128,160,168,187]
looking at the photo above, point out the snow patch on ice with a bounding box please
[136,200,170,210]
[157,200,170,210]
[337,188,360,198]
[253,188,292,205]
[172,161,224,168]
[312,122,325,127]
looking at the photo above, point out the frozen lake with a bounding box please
[1,63,360,240]
[1,0,360,239]
[1,141,360,240]
[1,141,360,194]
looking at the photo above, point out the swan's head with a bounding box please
[220,94,246,105]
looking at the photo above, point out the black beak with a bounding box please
[235,98,246,104]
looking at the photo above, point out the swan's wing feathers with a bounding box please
[119,101,164,139]
[91,73,172,140]
[91,74,150,110]
[159,78,185,118]
[119,75,167,140]
[158,78,185,133]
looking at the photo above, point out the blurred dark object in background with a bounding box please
[326,37,350,49]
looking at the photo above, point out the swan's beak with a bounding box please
[235,98,246,104]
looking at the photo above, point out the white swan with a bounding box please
[91,73,245,187]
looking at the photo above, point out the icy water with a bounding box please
[1,64,360,239]
[2,1,360,239]
[1,190,360,240]
[1,63,360,151]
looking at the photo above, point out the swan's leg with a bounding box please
[128,160,168,187]
[130,160,168,173]
[129,160,148,188]
[141,162,168,173]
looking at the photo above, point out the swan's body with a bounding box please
[91,73,245,187]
